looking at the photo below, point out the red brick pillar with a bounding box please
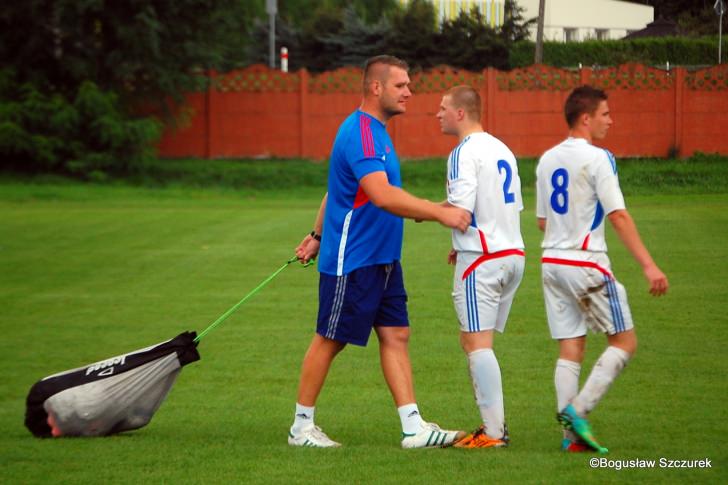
[486,67,496,134]
[674,67,685,158]
[204,70,214,159]
[391,106,399,153]
[206,70,220,159]
[300,69,309,158]
[580,66,591,86]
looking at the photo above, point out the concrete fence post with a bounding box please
[299,69,309,158]
[674,67,685,158]
[486,67,496,134]
[580,66,591,86]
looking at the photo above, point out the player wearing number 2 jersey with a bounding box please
[437,85,525,448]
[536,85,668,453]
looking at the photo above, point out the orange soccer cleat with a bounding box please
[453,425,508,449]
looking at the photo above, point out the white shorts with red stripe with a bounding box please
[541,249,634,339]
[452,250,524,333]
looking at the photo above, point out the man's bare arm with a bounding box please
[608,209,668,296]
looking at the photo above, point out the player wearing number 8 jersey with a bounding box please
[437,85,525,448]
[536,85,668,453]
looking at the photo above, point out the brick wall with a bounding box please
[157,63,728,159]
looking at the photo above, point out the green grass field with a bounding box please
[1,161,727,483]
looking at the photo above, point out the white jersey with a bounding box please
[536,137,625,253]
[447,132,524,254]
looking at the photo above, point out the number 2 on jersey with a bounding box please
[497,160,516,204]
[550,168,569,214]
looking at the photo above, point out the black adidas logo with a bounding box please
[296,413,311,420]
[407,410,420,418]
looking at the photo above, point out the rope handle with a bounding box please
[194,255,314,343]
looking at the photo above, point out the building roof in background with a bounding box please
[623,17,682,39]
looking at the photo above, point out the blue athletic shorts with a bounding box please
[316,262,409,346]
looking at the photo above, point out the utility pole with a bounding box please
[535,0,545,64]
[267,0,277,68]
[717,0,725,64]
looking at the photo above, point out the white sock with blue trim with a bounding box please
[292,403,315,433]
[468,348,505,439]
[555,358,581,441]
[398,403,425,435]
[573,346,630,416]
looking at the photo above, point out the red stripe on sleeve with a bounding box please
[359,116,375,157]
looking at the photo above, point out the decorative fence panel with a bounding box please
[157,64,728,159]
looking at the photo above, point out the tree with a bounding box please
[0,0,254,176]
[298,7,346,73]
[386,0,439,69]
[626,0,727,36]
[247,15,301,69]
[437,9,510,70]
[501,0,537,42]
[246,0,536,72]
[273,0,398,27]
[1,1,253,102]
[676,2,728,37]
[321,6,391,69]
[247,3,392,72]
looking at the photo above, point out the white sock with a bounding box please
[398,403,425,435]
[468,348,505,439]
[555,358,581,441]
[573,346,631,416]
[292,403,315,432]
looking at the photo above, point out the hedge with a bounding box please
[510,37,728,68]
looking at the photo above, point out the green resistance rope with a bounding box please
[194,256,313,343]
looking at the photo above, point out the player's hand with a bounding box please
[440,206,471,233]
[644,264,668,296]
[295,234,320,264]
[447,249,457,265]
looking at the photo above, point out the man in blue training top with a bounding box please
[289,55,471,448]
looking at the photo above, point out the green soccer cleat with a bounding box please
[557,404,608,454]
[561,438,592,453]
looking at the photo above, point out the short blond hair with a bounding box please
[445,85,481,122]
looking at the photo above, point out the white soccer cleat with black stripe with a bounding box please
[401,422,467,449]
[288,424,341,448]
